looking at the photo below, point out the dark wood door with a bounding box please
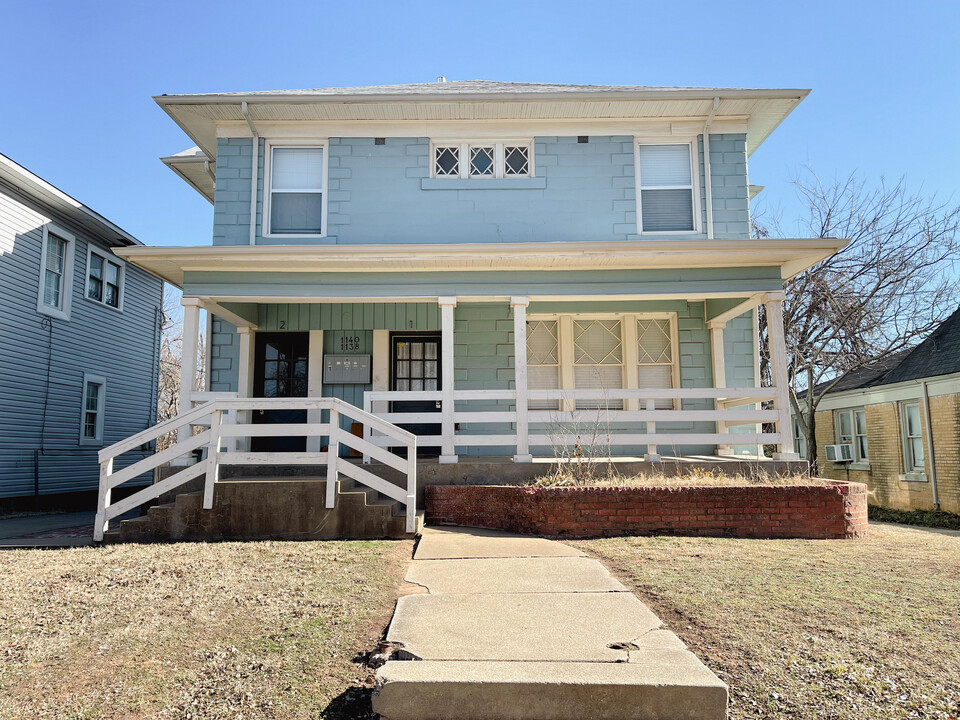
[253,332,309,452]
[390,334,441,454]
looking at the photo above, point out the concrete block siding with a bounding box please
[211,134,750,246]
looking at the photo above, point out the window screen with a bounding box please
[638,144,695,232]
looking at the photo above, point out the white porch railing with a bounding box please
[94,397,417,541]
[363,387,781,458]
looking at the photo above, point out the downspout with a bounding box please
[241,101,259,246]
[702,96,720,240]
[920,380,941,510]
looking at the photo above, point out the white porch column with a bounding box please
[306,330,324,453]
[233,325,256,452]
[709,323,733,456]
[438,297,458,464]
[511,297,532,463]
[764,292,799,460]
[177,297,202,447]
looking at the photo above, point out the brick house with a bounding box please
[797,306,960,513]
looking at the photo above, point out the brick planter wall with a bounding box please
[426,481,868,540]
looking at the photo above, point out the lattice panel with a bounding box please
[504,146,530,176]
[434,146,460,177]
[470,146,495,176]
[526,320,559,365]
[574,320,622,365]
[637,318,673,363]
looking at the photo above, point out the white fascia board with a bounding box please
[0,154,142,246]
[113,238,847,287]
[160,154,215,204]
[811,372,960,412]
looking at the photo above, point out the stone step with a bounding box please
[373,658,728,720]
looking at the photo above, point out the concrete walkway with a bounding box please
[0,511,95,548]
[373,526,727,720]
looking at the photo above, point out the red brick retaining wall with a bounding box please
[426,481,868,539]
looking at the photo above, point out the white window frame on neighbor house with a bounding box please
[262,140,328,239]
[526,312,680,411]
[79,374,106,446]
[37,223,75,321]
[634,138,701,235]
[84,246,125,312]
[834,407,869,467]
[430,140,535,179]
[792,416,807,459]
[899,401,926,479]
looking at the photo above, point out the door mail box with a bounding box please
[323,355,372,384]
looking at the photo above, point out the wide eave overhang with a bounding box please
[115,238,847,289]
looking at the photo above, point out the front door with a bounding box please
[253,332,309,452]
[390,333,441,454]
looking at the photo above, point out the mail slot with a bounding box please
[323,354,372,384]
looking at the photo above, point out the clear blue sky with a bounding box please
[2,0,957,247]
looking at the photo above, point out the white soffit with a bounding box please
[161,147,215,203]
[114,238,846,288]
[155,85,809,161]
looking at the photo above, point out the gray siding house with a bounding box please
[0,154,163,504]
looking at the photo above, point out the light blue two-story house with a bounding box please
[0,154,163,508]
[95,81,845,539]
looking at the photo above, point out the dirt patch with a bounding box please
[576,525,960,719]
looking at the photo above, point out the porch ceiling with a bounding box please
[114,238,846,288]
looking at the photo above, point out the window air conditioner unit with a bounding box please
[825,444,853,463]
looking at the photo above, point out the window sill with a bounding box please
[79,438,103,447]
[849,462,871,472]
[84,296,123,314]
[899,472,928,483]
[38,305,70,322]
[421,177,546,190]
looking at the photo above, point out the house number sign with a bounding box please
[340,335,361,352]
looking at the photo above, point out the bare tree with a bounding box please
[156,285,205,449]
[757,171,960,469]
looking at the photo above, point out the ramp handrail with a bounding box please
[94,397,417,541]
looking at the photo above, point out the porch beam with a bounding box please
[438,297,458,464]
[198,299,258,329]
[511,297,532,463]
[764,291,799,460]
[706,293,765,329]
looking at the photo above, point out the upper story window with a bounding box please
[86,247,123,310]
[432,142,533,179]
[37,224,75,320]
[266,144,326,236]
[635,141,699,233]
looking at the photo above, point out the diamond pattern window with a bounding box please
[526,320,560,410]
[433,142,532,179]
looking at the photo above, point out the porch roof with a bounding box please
[114,238,846,288]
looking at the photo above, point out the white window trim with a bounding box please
[899,401,927,479]
[80,374,106,446]
[37,223,75,321]
[527,312,680,411]
[84,245,125,312]
[792,417,807,459]
[262,140,329,240]
[430,140,535,179]
[833,407,869,467]
[634,137,702,235]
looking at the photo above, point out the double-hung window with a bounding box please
[901,402,925,474]
[86,248,123,309]
[792,417,808,458]
[266,145,326,236]
[834,408,868,463]
[38,224,75,320]
[635,142,698,233]
[80,375,106,445]
[526,313,679,412]
[432,141,533,179]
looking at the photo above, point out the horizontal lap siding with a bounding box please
[0,187,162,498]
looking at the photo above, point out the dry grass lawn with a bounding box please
[576,524,960,720]
[0,539,412,720]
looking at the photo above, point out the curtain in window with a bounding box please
[526,320,559,410]
[637,318,675,408]
[573,319,623,409]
